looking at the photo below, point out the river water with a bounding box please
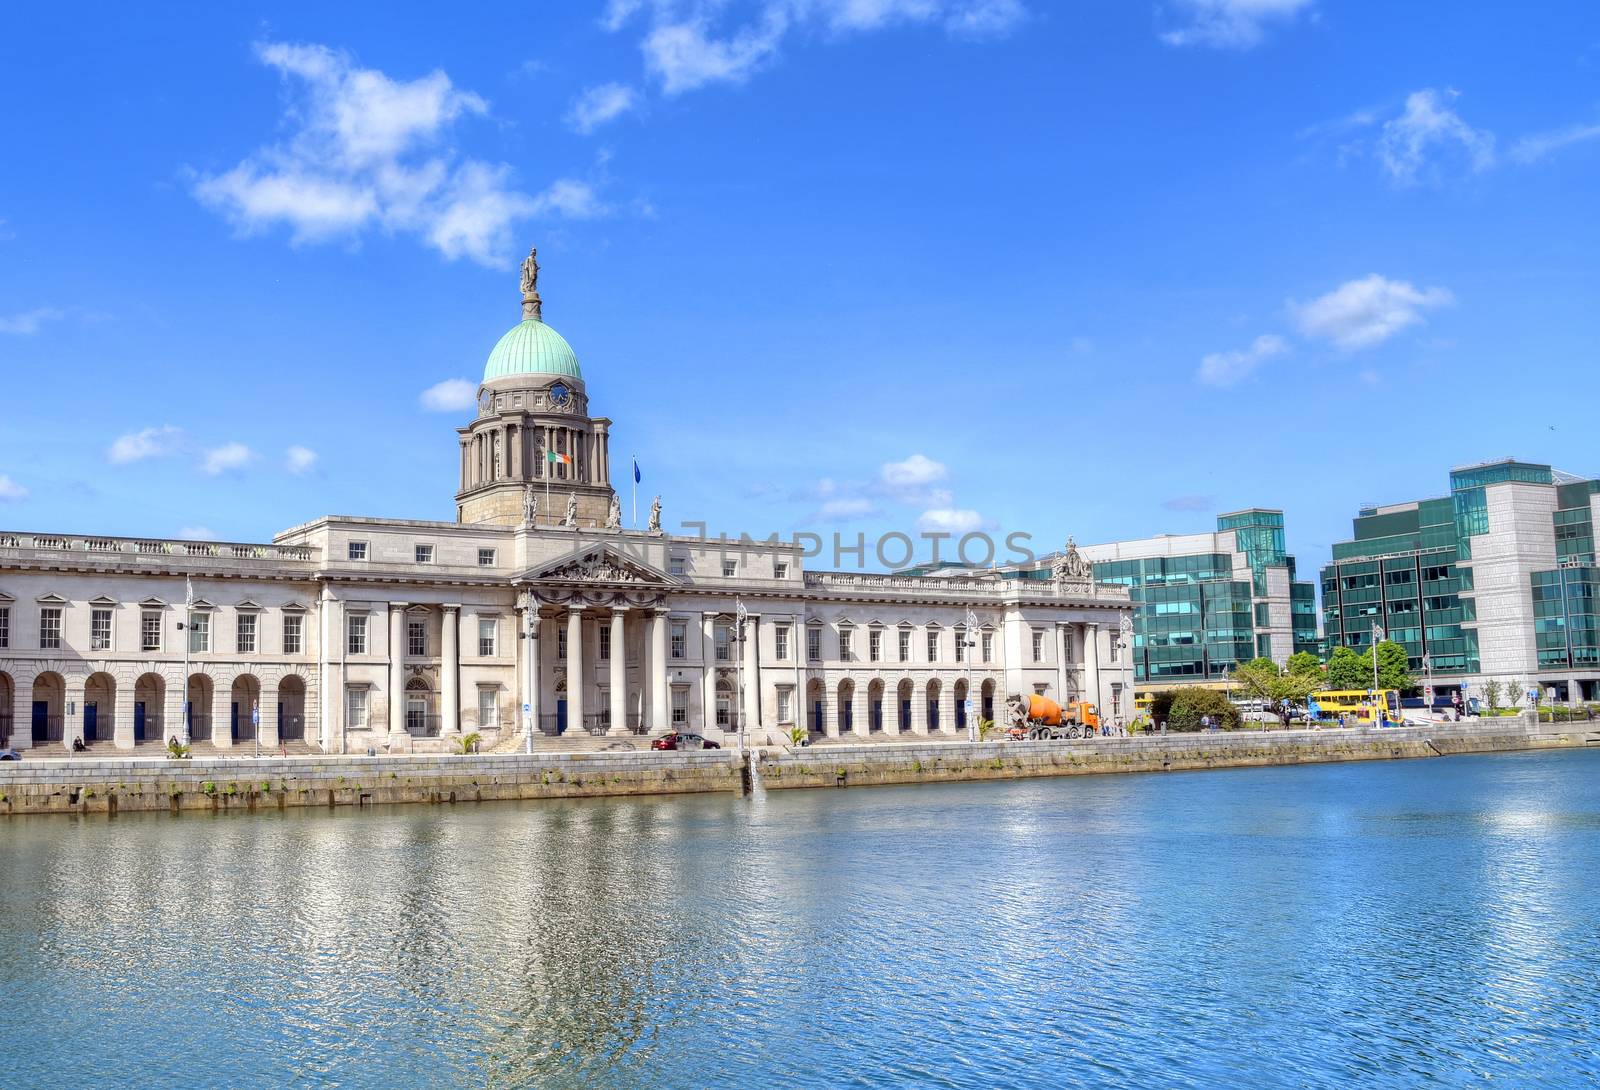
[2,749,1598,1088]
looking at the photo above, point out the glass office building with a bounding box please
[976,510,1319,687]
[1321,459,1600,702]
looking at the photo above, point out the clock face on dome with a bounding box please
[549,382,569,407]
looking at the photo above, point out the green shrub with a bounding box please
[201,781,217,796]
[166,738,191,761]
[1150,688,1241,732]
[456,732,483,755]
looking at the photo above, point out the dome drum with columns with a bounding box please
[456,247,617,528]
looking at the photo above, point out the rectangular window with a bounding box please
[1031,629,1045,663]
[926,630,939,662]
[669,555,686,576]
[237,613,257,654]
[558,628,567,659]
[598,624,611,661]
[283,615,303,655]
[898,629,911,662]
[775,624,790,661]
[807,627,822,662]
[1109,637,1120,664]
[671,688,688,726]
[415,544,434,564]
[982,631,993,663]
[40,607,63,650]
[955,627,966,663]
[188,612,210,653]
[0,606,8,648]
[1064,632,1074,661]
[91,607,112,651]
[774,562,789,579]
[722,559,737,577]
[347,614,367,655]
[347,541,367,561]
[141,609,161,652]
[869,629,882,662]
[478,617,497,657]
[777,688,792,725]
[408,619,426,657]
[670,622,686,659]
[839,627,853,662]
[478,687,498,728]
[715,624,731,661]
[345,686,369,729]
[478,548,496,567]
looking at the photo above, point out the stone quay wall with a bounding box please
[755,719,1591,790]
[0,751,739,816]
[0,719,1590,816]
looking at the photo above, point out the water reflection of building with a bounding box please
[0,249,1133,753]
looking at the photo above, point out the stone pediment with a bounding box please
[524,544,677,587]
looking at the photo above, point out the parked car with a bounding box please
[650,732,721,751]
[0,748,20,761]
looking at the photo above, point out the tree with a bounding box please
[1372,641,1413,691]
[1485,679,1503,711]
[1285,651,1323,678]
[1157,687,1241,732]
[1271,671,1320,709]
[1506,677,1525,707]
[1326,646,1368,690]
[1231,657,1280,704]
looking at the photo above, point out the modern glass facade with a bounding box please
[1038,509,1318,685]
[1321,495,1480,675]
[1323,460,1600,686]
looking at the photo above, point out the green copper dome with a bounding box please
[483,319,582,382]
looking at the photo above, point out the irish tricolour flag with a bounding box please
[547,450,572,467]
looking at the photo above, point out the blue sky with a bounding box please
[1,0,1597,575]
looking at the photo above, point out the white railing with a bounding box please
[0,532,320,565]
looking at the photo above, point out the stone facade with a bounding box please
[0,254,1134,753]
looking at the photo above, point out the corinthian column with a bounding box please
[566,609,585,734]
[608,607,629,735]
[650,610,670,733]
[442,605,460,738]
[388,603,409,748]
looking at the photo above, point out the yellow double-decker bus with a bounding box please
[1309,689,1401,726]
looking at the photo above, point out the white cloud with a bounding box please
[817,497,880,520]
[1160,0,1312,49]
[879,453,948,489]
[645,13,789,94]
[626,1,1026,95]
[107,425,183,465]
[1511,118,1600,164]
[0,474,28,502]
[567,82,639,133]
[1378,89,1494,185]
[0,307,65,335]
[1196,333,1288,386]
[420,378,477,412]
[1291,275,1453,350]
[179,526,219,541]
[531,178,606,219]
[201,442,255,475]
[917,507,983,533]
[285,445,318,474]
[193,41,588,267]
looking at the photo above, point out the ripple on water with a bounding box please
[0,750,1598,1088]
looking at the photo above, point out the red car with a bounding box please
[650,732,721,751]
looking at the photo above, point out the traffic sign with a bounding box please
[522,702,531,713]
[251,700,259,727]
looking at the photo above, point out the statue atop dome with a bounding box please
[519,245,542,321]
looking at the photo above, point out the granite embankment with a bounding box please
[0,719,1590,815]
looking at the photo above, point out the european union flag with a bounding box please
[633,459,641,483]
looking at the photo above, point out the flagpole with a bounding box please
[631,454,637,528]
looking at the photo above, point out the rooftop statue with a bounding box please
[520,246,539,295]
[1053,537,1094,584]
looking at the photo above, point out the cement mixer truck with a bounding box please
[1005,693,1102,740]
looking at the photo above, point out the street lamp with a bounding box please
[963,609,978,742]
